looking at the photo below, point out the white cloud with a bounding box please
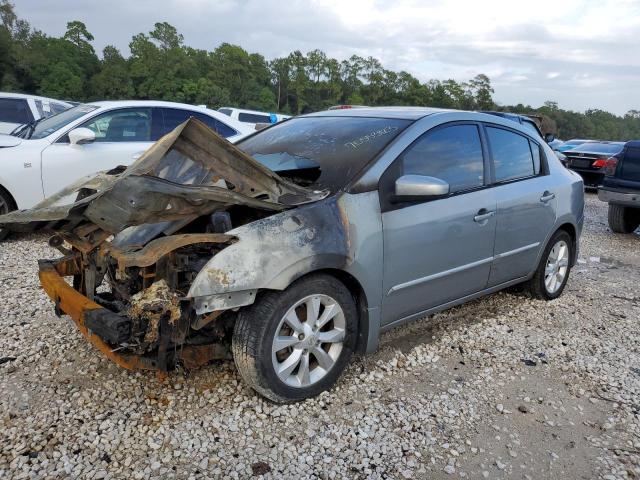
[12,0,640,114]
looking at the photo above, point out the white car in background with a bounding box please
[218,107,291,128]
[0,100,252,240]
[0,92,73,134]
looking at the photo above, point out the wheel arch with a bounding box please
[556,222,578,266]
[0,183,18,210]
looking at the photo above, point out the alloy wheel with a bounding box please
[271,294,346,388]
[544,240,569,294]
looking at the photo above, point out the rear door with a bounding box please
[41,107,162,197]
[380,123,497,324]
[484,125,557,286]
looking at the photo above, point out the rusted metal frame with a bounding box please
[41,257,229,373]
[38,259,156,371]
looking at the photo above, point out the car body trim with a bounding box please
[387,256,494,295]
[494,242,540,259]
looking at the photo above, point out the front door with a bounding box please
[41,107,157,197]
[380,123,497,325]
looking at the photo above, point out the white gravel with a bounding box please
[1,193,639,479]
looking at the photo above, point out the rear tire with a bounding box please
[0,187,16,242]
[525,230,573,300]
[232,274,358,403]
[608,204,640,234]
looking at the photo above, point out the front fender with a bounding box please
[187,197,352,299]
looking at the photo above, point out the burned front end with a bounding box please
[0,119,327,374]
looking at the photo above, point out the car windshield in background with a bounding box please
[28,104,98,139]
[238,116,411,191]
[568,142,624,154]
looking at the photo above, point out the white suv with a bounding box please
[0,100,252,240]
[0,92,73,134]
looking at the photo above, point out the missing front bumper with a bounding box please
[38,256,230,373]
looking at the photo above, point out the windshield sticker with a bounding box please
[344,125,399,149]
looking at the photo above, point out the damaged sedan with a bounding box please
[0,107,584,402]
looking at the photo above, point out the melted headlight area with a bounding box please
[65,233,239,372]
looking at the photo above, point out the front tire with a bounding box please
[608,204,640,233]
[232,274,358,403]
[526,230,573,300]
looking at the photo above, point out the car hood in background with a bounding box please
[0,133,22,147]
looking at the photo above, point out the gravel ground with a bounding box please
[1,193,639,480]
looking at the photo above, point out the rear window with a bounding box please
[238,116,411,191]
[238,112,272,124]
[0,98,32,124]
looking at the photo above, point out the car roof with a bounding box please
[0,91,73,105]
[304,106,452,120]
[88,100,214,110]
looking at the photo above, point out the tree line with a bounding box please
[1,1,639,141]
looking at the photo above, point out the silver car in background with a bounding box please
[0,107,584,402]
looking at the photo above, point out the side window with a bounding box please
[487,127,535,182]
[0,98,33,124]
[161,108,191,133]
[161,109,237,138]
[81,108,152,142]
[238,112,271,124]
[400,124,484,193]
[218,108,232,116]
[529,141,541,174]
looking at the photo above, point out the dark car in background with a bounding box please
[564,141,625,187]
[598,141,640,233]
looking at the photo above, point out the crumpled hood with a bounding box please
[0,133,22,148]
[0,118,327,238]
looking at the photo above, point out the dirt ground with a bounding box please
[1,192,639,479]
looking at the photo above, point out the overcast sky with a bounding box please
[14,0,640,115]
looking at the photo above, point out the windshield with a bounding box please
[569,142,624,155]
[28,104,98,139]
[238,116,411,191]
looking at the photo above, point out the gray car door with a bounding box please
[483,125,557,286]
[379,123,497,326]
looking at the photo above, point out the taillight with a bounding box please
[604,156,618,176]
[592,158,608,168]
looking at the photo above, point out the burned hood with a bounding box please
[0,118,327,235]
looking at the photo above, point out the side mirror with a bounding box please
[394,174,450,201]
[544,133,555,143]
[68,127,96,145]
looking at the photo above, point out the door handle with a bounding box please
[474,209,495,223]
[540,191,555,203]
